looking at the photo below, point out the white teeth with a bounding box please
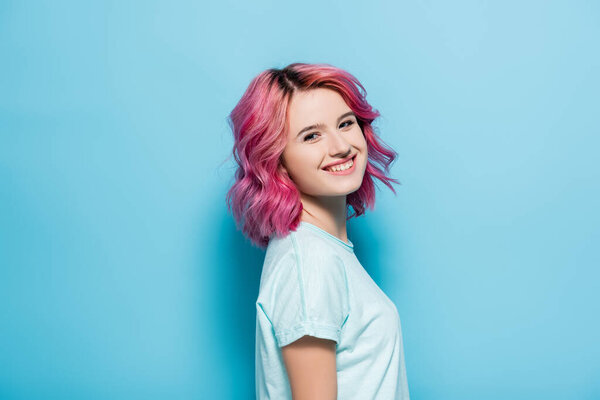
[327,158,354,172]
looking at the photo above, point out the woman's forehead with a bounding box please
[287,89,351,135]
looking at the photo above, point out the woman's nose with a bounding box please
[328,131,352,157]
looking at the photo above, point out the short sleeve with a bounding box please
[260,234,351,348]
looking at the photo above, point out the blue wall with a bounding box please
[1,1,598,398]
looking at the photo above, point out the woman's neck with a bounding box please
[299,193,348,243]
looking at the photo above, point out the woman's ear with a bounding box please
[278,160,295,183]
[278,155,288,174]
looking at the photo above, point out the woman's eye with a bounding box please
[304,133,318,142]
[304,121,354,142]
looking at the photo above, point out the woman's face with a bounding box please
[280,88,368,198]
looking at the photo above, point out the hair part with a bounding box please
[226,62,400,249]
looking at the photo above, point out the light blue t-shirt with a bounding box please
[255,221,410,399]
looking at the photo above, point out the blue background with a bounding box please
[1,1,599,398]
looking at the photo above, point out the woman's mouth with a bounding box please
[323,154,357,175]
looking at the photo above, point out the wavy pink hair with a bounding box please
[226,62,401,249]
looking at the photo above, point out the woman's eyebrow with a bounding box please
[295,111,356,138]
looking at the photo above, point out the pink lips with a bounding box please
[322,154,356,170]
[323,154,357,176]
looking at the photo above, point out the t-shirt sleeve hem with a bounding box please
[275,321,341,348]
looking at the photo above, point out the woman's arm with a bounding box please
[281,335,337,400]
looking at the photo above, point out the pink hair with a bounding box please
[226,62,401,249]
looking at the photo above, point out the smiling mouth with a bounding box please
[322,154,357,172]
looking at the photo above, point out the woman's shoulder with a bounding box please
[261,226,342,280]
[258,226,349,302]
[267,223,336,250]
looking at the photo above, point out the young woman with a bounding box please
[226,63,410,399]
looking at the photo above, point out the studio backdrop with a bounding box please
[1,1,598,399]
